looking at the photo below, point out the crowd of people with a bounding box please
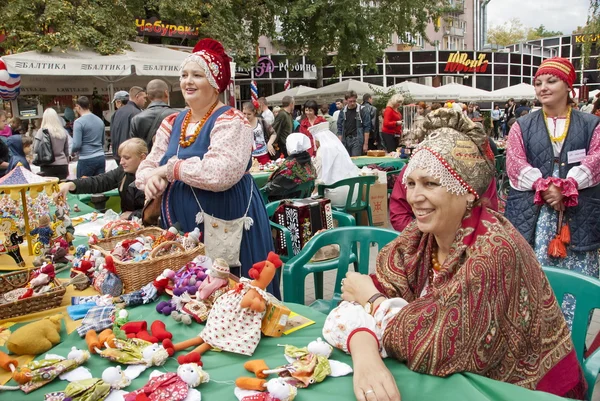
[0,36,598,400]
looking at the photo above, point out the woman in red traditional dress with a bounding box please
[323,108,587,401]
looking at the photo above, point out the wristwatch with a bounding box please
[364,293,387,315]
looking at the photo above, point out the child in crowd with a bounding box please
[7,135,33,171]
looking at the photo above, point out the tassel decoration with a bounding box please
[195,212,204,225]
[548,210,568,259]
[243,216,254,231]
[559,223,571,244]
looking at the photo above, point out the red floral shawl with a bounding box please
[374,206,587,398]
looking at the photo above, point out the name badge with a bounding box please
[567,149,586,164]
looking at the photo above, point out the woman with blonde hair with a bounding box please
[381,93,404,152]
[33,108,70,179]
[59,138,148,220]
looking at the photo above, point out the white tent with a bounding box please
[489,83,536,101]
[433,83,491,102]
[266,85,316,104]
[389,81,438,101]
[293,79,384,103]
[2,41,193,96]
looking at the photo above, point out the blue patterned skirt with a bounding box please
[534,165,599,328]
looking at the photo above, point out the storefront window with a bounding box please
[412,51,437,63]
[494,53,509,63]
[510,65,521,76]
[476,76,492,91]
[493,76,508,91]
[561,45,571,58]
[523,54,531,65]
[523,66,531,77]
[386,64,411,75]
[510,54,522,64]
[493,64,508,75]
[412,63,437,75]
[386,52,410,63]
[363,77,383,86]
[572,45,582,58]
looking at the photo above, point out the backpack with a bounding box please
[32,129,55,166]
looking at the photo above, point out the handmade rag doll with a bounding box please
[162,252,282,362]
[44,365,131,401]
[234,377,297,401]
[0,347,90,393]
[124,362,209,401]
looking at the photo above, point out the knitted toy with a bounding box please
[235,338,352,390]
[30,215,54,247]
[181,227,201,250]
[162,252,282,362]
[124,363,209,401]
[118,321,172,343]
[6,314,62,355]
[44,365,132,401]
[234,377,297,401]
[0,347,90,394]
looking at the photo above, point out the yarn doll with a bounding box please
[0,347,90,394]
[30,215,54,248]
[234,377,297,401]
[162,252,283,362]
[44,365,131,401]
[124,362,209,401]
[196,258,230,300]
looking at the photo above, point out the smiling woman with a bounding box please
[323,108,587,401]
[134,39,278,297]
[505,57,600,327]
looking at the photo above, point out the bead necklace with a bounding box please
[431,242,442,272]
[179,100,220,148]
[542,107,571,143]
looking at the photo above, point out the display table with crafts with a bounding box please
[1,301,570,401]
[351,156,405,169]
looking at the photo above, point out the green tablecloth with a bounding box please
[251,171,271,188]
[75,189,120,204]
[352,156,406,169]
[11,302,568,401]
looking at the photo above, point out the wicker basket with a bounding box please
[0,269,66,320]
[91,227,206,293]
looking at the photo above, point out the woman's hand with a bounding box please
[267,143,276,156]
[149,165,168,180]
[120,211,132,220]
[350,332,401,401]
[145,175,168,200]
[58,182,75,198]
[541,184,565,211]
[342,272,379,306]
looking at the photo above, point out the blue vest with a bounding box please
[505,110,600,251]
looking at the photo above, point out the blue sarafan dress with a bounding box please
[159,107,279,298]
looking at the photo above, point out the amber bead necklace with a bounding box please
[179,99,220,148]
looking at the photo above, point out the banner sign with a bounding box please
[444,52,489,73]
[572,34,600,44]
[135,17,200,39]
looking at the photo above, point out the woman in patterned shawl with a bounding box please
[262,133,316,202]
[324,108,586,401]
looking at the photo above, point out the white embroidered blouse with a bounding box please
[135,108,254,193]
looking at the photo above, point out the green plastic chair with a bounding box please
[283,226,399,314]
[266,200,357,301]
[543,266,600,400]
[261,180,315,204]
[317,175,377,226]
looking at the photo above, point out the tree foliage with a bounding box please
[487,18,527,47]
[276,0,445,86]
[526,25,563,40]
[0,0,140,55]
[0,0,279,60]
[581,0,600,67]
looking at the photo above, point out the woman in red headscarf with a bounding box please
[135,39,279,298]
[505,58,600,328]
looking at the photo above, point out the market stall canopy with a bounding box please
[1,42,238,96]
[489,83,536,101]
[293,79,384,103]
[433,83,491,102]
[389,81,438,102]
[266,85,316,104]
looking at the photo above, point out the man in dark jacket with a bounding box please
[110,86,146,163]
[337,90,371,156]
[272,96,294,157]
[130,79,177,151]
[362,93,380,150]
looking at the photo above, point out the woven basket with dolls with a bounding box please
[90,226,205,293]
